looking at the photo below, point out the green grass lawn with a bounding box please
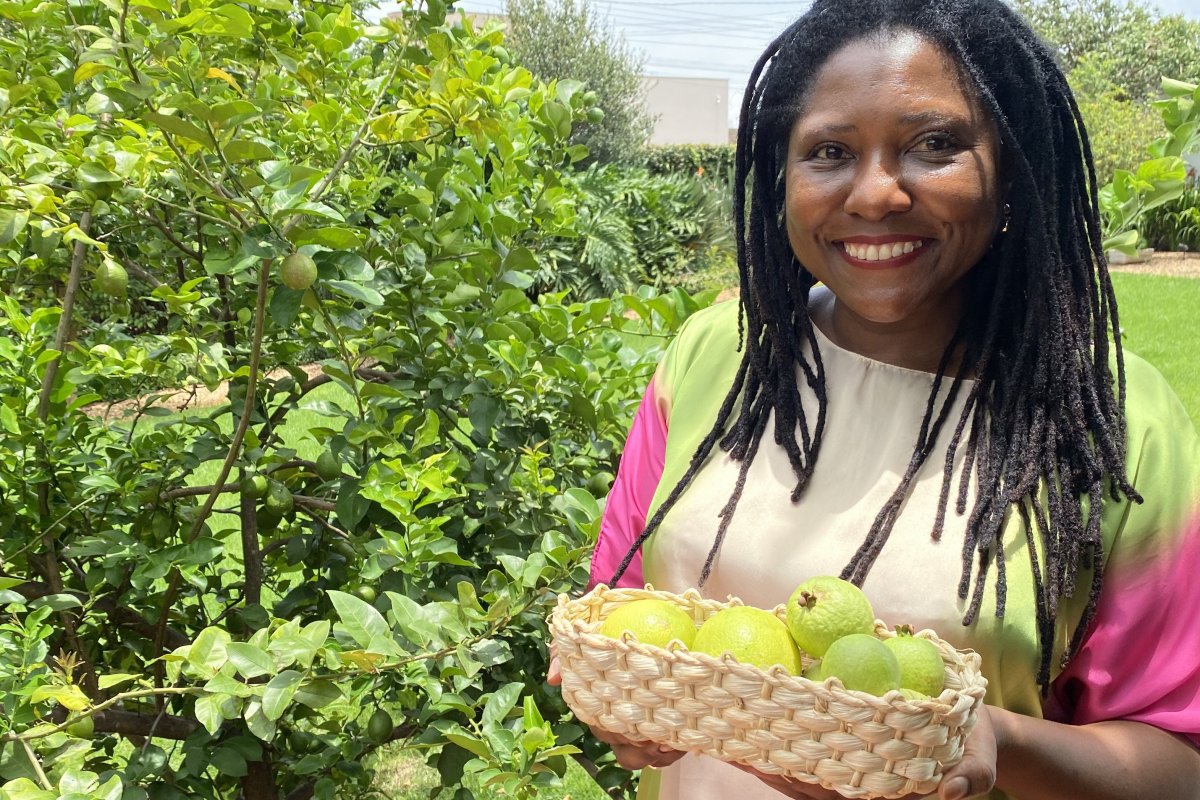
[1110,272,1200,428]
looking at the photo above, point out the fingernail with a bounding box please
[943,776,969,800]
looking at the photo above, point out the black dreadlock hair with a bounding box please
[609,0,1142,691]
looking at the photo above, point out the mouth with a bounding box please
[835,238,929,269]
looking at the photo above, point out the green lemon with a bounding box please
[820,633,901,695]
[599,599,695,649]
[353,585,377,603]
[883,629,946,697]
[785,576,875,657]
[315,450,341,482]
[692,606,801,674]
[366,708,393,743]
[95,262,128,298]
[264,480,294,516]
[66,715,95,738]
[280,252,318,291]
[241,474,269,499]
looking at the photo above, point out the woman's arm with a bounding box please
[991,708,1200,800]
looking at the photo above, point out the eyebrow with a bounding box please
[796,110,973,137]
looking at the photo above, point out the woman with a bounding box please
[553,0,1200,798]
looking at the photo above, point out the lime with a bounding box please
[280,252,318,290]
[599,599,695,649]
[353,585,377,603]
[315,450,341,482]
[586,471,614,497]
[367,708,393,743]
[785,576,875,657]
[95,262,128,298]
[820,633,901,695]
[883,629,945,697]
[692,606,801,674]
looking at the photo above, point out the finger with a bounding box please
[611,742,685,771]
[939,715,997,800]
[547,657,561,686]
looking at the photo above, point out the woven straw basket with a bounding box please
[550,584,988,799]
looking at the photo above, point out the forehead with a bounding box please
[792,31,988,130]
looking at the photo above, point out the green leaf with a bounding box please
[28,593,82,611]
[188,627,231,672]
[77,163,120,184]
[293,679,341,709]
[145,111,215,148]
[73,62,111,84]
[0,778,56,800]
[195,692,236,734]
[224,139,275,162]
[326,280,384,306]
[261,670,303,720]
[0,209,27,245]
[482,683,522,727]
[328,590,391,649]
[97,673,140,690]
[292,227,364,251]
[226,642,274,679]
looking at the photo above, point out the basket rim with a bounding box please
[551,583,988,709]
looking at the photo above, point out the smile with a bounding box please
[839,240,925,261]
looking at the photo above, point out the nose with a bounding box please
[843,154,912,220]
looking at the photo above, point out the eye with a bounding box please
[912,132,960,153]
[808,143,851,161]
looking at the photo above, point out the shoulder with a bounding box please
[660,300,742,376]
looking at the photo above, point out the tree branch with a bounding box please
[9,579,189,650]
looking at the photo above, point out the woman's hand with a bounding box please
[547,656,688,771]
[730,705,998,800]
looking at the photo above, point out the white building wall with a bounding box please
[640,75,730,146]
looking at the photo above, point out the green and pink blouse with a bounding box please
[586,300,1200,800]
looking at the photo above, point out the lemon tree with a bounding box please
[0,2,713,798]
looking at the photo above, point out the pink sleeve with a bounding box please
[1045,512,1200,747]
[587,376,669,590]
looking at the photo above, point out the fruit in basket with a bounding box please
[884,627,946,697]
[599,599,696,649]
[785,576,875,657]
[692,606,802,674]
[819,633,901,695]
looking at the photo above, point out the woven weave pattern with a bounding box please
[550,585,988,799]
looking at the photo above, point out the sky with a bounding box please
[374,0,1200,125]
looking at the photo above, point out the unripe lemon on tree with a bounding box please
[315,450,341,482]
[599,599,695,649]
[280,252,317,290]
[66,715,95,739]
[692,606,801,674]
[241,474,269,499]
[785,575,875,657]
[264,480,294,516]
[95,262,128,298]
[367,708,393,743]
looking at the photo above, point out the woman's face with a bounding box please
[785,31,1002,352]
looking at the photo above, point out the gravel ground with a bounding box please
[1110,251,1200,278]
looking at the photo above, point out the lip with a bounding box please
[834,236,931,270]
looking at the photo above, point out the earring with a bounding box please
[1000,203,1011,233]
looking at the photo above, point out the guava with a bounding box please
[692,606,801,674]
[94,262,128,298]
[785,575,875,657]
[280,252,318,290]
[599,599,696,649]
[819,633,901,695]
[883,627,945,697]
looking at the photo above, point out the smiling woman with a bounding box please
[556,1,1200,799]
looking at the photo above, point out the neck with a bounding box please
[807,287,968,376]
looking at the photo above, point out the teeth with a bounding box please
[843,240,923,261]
